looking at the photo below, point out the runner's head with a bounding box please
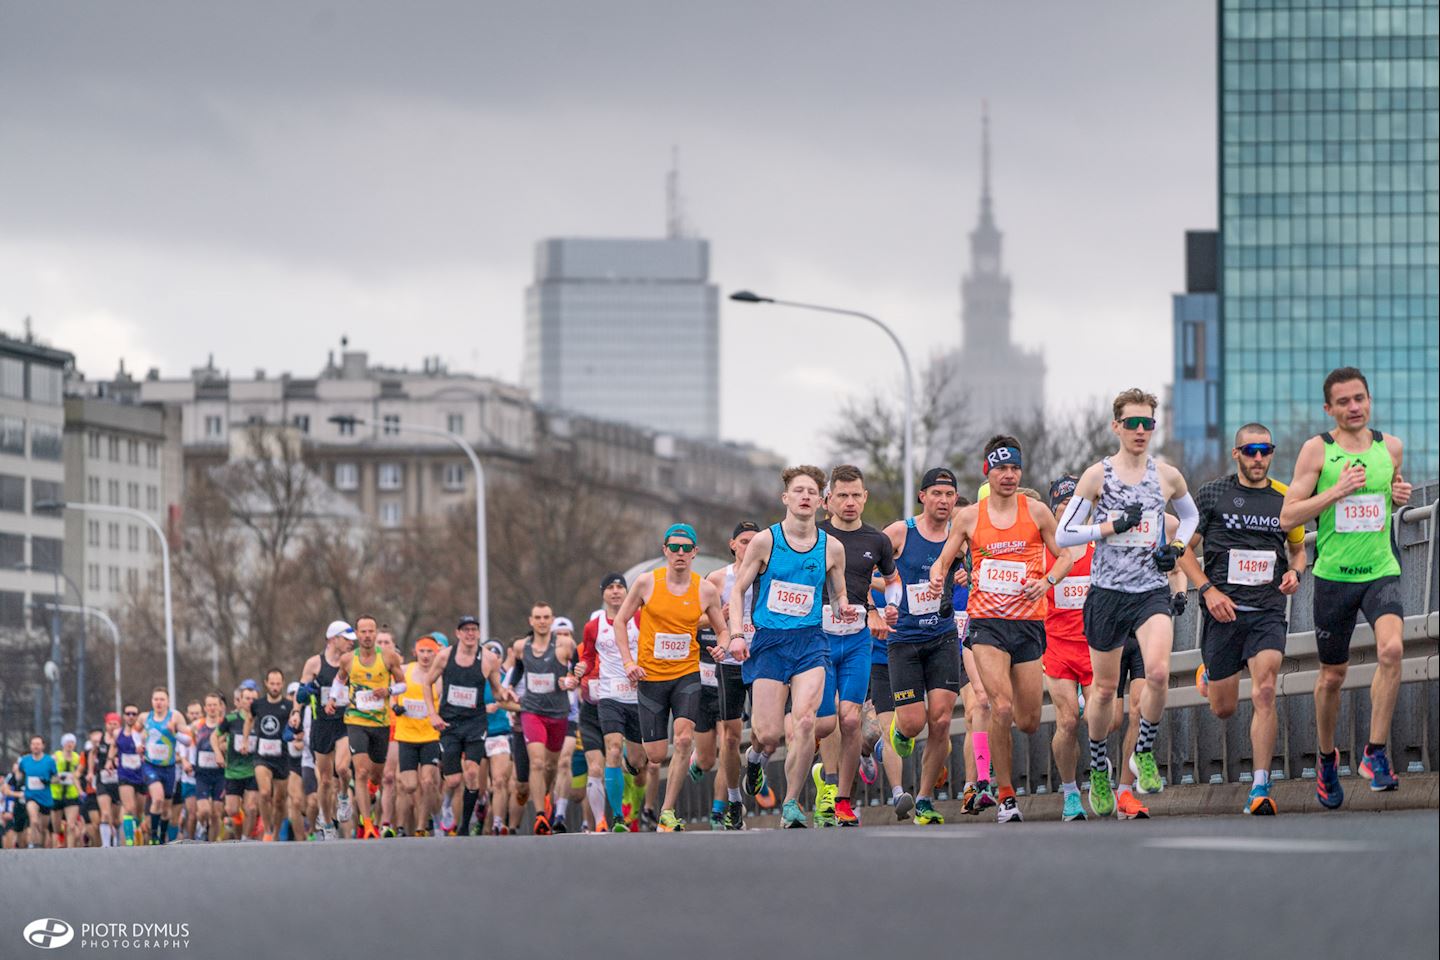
[285,682,299,703]
[1048,474,1079,520]
[662,522,699,573]
[376,626,396,657]
[780,465,825,521]
[553,617,574,642]
[918,466,958,521]
[104,711,121,734]
[88,727,102,748]
[185,700,203,724]
[1322,366,1370,431]
[325,619,356,653]
[456,615,480,646]
[1231,422,1276,483]
[29,735,44,756]
[981,435,1023,496]
[60,732,77,753]
[825,464,868,523]
[600,573,627,611]
[355,615,378,651]
[203,692,225,720]
[264,668,284,698]
[414,634,440,668]
[151,686,169,714]
[122,703,140,727]
[1111,388,1159,455]
[729,521,759,564]
[529,602,554,637]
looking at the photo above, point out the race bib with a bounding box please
[953,611,969,640]
[1227,549,1275,586]
[484,736,511,757]
[197,749,217,768]
[1054,575,1090,610]
[403,698,428,719]
[121,753,142,770]
[1105,510,1160,548]
[977,559,1027,596]
[257,738,282,757]
[821,604,864,635]
[1335,494,1384,533]
[699,661,718,687]
[26,775,43,791]
[528,672,556,693]
[328,688,350,707]
[354,689,386,712]
[653,633,692,661]
[100,769,119,784]
[446,685,478,709]
[145,740,170,763]
[766,581,816,617]
[58,772,75,786]
[595,677,637,701]
[906,581,942,615]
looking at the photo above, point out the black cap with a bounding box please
[731,520,760,540]
[600,572,627,591]
[919,467,957,492]
[1048,475,1079,509]
[456,615,479,630]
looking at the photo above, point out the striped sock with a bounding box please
[1089,738,1108,771]
[1137,718,1159,754]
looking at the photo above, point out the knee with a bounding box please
[1316,666,1346,694]
[1251,680,1276,712]
[1143,666,1169,690]
[1090,680,1117,703]
[1211,700,1237,720]
[839,711,862,739]
[990,696,1014,726]
[791,713,816,742]
[1015,707,1040,736]
[1376,639,1403,669]
[672,732,693,755]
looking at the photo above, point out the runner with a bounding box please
[115,704,144,844]
[614,523,732,832]
[1056,387,1199,817]
[1110,634,1150,819]
[728,468,857,829]
[1177,423,1307,815]
[1280,367,1412,803]
[483,641,518,835]
[140,687,191,844]
[509,603,579,833]
[214,683,259,840]
[334,614,406,839]
[296,620,356,840]
[931,439,1073,823]
[250,668,293,841]
[393,634,443,837]
[703,526,760,830]
[817,465,898,827]
[92,713,122,846]
[583,573,651,833]
[2,763,26,849]
[282,682,306,841]
[17,736,55,848]
[376,627,401,837]
[48,733,82,847]
[552,616,582,831]
[176,702,203,840]
[193,693,227,842]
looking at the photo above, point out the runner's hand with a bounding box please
[323,701,336,716]
[1170,592,1187,617]
[560,675,577,691]
[1335,462,1367,497]
[952,567,969,588]
[499,685,517,704]
[927,562,945,594]
[429,714,448,732]
[707,644,727,661]
[1203,586,1236,623]
[727,635,749,663]
[839,602,862,623]
[1020,577,1048,602]
[867,608,891,641]
[1392,471,1412,506]
[1278,570,1300,596]
[1111,502,1144,534]
[625,662,647,683]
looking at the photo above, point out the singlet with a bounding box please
[221,712,256,778]
[637,569,703,680]
[143,710,177,767]
[440,646,490,724]
[314,648,347,722]
[94,735,117,785]
[1091,456,1168,594]
[194,720,222,770]
[51,751,81,800]
[1194,473,1304,611]
[967,495,1047,621]
[344,650,393,728]
[1046,543,1093,646]
[392,662,441,743]
[115,729,143,782]
[891,517,961,643]
[593,613,641,703]
[707,563,753,666]
[520,635,571,717]
[484,683,511,736]
[252,696,292,760]
[819,520,896,640]
[1314,430,1401,583]
[753,523,827,632]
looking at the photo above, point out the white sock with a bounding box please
[100,823,113,847]
[746,747,768,765]
[555,797,569,818]
[1061,781,1079,796]
[1117,783,1133,796]
[1254,769,1270,787]
[891,785,904,800]
[727,787,742,802]
[586,777,606,825]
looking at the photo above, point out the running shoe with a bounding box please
[893,791,915,821]
[1359,745,1399,792]
[1130,750,1164,795]
[995,796,1023,823]
[551,815,568,834]
[380,823,396,839]
[688,750,704,783]
[1061,792,1087,821]
[533,813,551,835]
[1115,789,1149,820]
[1195,664,1209,698]
[811,763,837,827]
[781,799,807,828]
[1088,762,1116,818]
[889,717,915,758]
[1244,782,1277,816]
[960,783,983,816]
[336,793,352,823]
[642,808,659,831]
[657,809,684,832]
[1316,748,1344,809]
[709,809,725,831]
[913,798,944,825]
[978,780,997,809]
[724,800,746,831]
[743,757,767,797]
[834,797,860,827]
[934,764,949,792]
[611,817,630,833]
[859,752,878,785]
[755,784,777,810]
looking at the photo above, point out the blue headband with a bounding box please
[984,446,1023,474]
[663,522,698,546]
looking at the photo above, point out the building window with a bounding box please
[87,520,100,547]
[0,533,22,567]
[127,526,139,553]
[107,523,120,550]
[0,474,23,513]
[126,482,139,508]
[32,537,62,573]
[379,501,403,528]
[126,569,139,593]
[126,439,139,464]
[87,476,100,501]
[0,358,24,399]
[0,591,23,627]
[31,478,60,508]
[446,413,464,435]
[0,416,24,456]
[107,479,120,506]
[442,463,466,491]
[30,423,62,461]
[146,485,158,511]
[293,414,310,434]
[377,463,403,490]
[382,414,401,436]
[28,364,63,405]
[88,432,101,457]
[204,415,224,438]
[146,442,158,468]
[107,566,120,591]
[107,436,120,461]
[337,417,356,438]
[88,564,100,591]
[334,463,358,491]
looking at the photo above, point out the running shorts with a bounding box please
[637,673,702,744]
[1117,635,1145,699]
[869,661,895,714]
[224,776,258,797]
[141,762,177,800]
[887,634,962,706]
[98,780,122,804]
[967,618,1045,665]
[1042,635,1094,687]
[598,699,643,743]
[511,729,530,782]
[578,700,604,753]
[398,741,441,772]
[1313,574,1404,666]
[195,768,226,802]
[346,725,389,765]
[521,713,568,753]
[1201,607,1288,681]
[1084,586,1171,653]
[308,716,347,756]
[440,717,488,777]
[743,626,829,686]
[820,627,872,720]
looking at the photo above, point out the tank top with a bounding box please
[708,563,751,666]
[143,710,176,766]
[637,569,703,680]
[51,751,82,800]
[1046,543,1093,645]
[344,650,393,727]
[966,495,1047,621]
[439,645,489,724]
[892,517,960,643]
[753,523,827,631]
[1314,430,1400,583]
[194,720,222,770]
[392,662,440,743]
[594,613,640,703]
[1091,456,1168,593]
[519,635,570,717]
[115,729,143,781]
[95,736,117,785]
[484,683,511,736]
[314,648,347,720]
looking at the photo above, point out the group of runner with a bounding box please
[2,367,1416,843]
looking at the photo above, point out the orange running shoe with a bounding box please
[1115,790,1150,820]
[834,797,860,827]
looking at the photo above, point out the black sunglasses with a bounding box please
[122,711,138,716]
[1119,416,1157,431]
[1236,443,1276,458]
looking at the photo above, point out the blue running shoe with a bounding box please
[1358,745,1398,792]
[1244,782,1276,816]
[781,799,808,829]
[1316,748,1344,809]
[1061,791,1087,821]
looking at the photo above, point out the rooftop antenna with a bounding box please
[666,145,687,239]
[23,315,33,343]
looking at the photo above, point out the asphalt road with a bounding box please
[2,811,1435,960]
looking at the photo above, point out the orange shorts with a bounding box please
[1042,633,1093,686]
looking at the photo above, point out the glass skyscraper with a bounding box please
[1219,0,1438,478]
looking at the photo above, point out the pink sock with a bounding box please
[972,732,991,782]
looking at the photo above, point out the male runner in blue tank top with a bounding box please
[727,465,860,829]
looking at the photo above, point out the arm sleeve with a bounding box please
[1055,496,1105,548]
[1171,492,1200,545]
[579,621,599,676]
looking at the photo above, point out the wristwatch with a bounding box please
[1198,581,1214,595]
[1045,574,1058,586]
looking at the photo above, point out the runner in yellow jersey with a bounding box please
[333,614,406,839]
[392,635,443,836]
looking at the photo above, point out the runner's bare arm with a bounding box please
[1032,502,1075,585]
[699,580,730,655]
[929,505,974,591]
[1388,434,1411,506]
[298,655,320,685]
[727,529,772,640]
[825,537,858,621]
[1281,435,1359,529]
[611,578,650,671]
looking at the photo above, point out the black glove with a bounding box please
[1153,540,1182,573]
[392,703,406,717]
[1112,502,1144,534]
[1170,592,1187,617]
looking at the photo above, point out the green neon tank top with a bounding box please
[1313,430,1400,583]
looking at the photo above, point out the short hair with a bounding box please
[123,702,138,713]
[231,687,244,701]
[828,464,865,488]
[984,434,1021,457]
[1112,388,1159,420]
[265,667,284,680]
[531,601,553,613]
[782,465,826,492]
[152,686,168,696]
[955,495,973,508]
[354,614,378,629]
[1233,422,1271,445]
[1017,487,1043,501]
[1323,367,1369,403]
[186,700,202,710]
[204,691,224,704]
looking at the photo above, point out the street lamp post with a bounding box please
[14,563,85,740]
[36,603,122,716]
[37,500,176,703]
[328,416,490,638]
[729,291,917,509]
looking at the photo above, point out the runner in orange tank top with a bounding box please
[929,435,1072,823]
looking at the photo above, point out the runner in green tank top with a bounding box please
[1281,367,1412,804]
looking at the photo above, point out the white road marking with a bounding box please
[1143,837,1382,854]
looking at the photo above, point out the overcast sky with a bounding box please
[0,1,1215,464]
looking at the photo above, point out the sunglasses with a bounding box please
[1236,443,1276,458]
[1119,416,1157,431]
[123,711,138,717]
[664,542,696,554]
